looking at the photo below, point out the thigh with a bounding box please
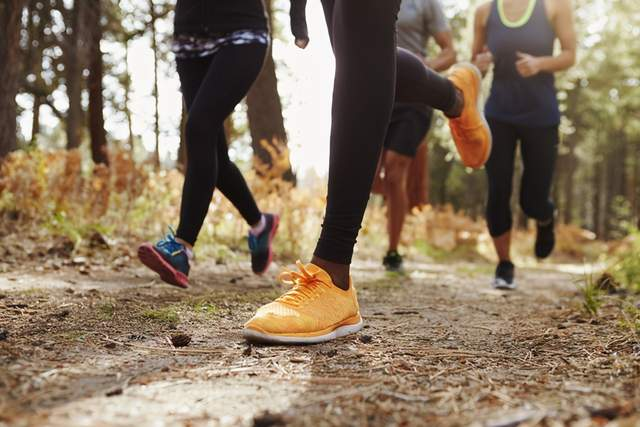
[176,56,213,111]
[321,0,335,43]
[324,0,400,50]
[485,119,518,187]
[519,125,559,171]
[384,106,431,158]
[184,43,267,122]
[519,125,559,188]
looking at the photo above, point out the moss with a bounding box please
[141,307,179,326]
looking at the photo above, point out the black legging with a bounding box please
[485,118,558,237]
[176,43,266,245]
[314,0,458,264]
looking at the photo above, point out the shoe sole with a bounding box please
[138,244,189,289]
[252,214,280,276]
[451,63,493,169]
[492,278,517,290]
[242,317,364,345]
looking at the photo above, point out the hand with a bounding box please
[516,51,542,77]
[295,38,309,49]
[473,47,494,74]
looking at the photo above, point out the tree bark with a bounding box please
[149,0,160,168]
[65,0,84,150]
[0,0,27,158]
[245,0,295,184]
[562,140,577,225]
[87,0,108,165]
[123,38,135,152]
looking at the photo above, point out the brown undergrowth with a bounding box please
[0,149,609,274]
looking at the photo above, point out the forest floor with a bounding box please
[1,250,639,427]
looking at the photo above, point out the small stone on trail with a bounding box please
[89,231,110,249]
[52,309,71,320]
[0,330,8,341]
[359,335,373,344]
[243,345,252,356]
[105,387,123,397]
[47,237,75,258]
[253,412,285,427]
[104,342,117,349]
[170,333,191,348]
[72,256,88,266]
[128,334,146,341]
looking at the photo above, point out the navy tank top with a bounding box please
[485,0,560,126]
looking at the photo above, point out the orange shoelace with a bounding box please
[276,261,329,306]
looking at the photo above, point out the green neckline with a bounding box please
[497,0,536,28]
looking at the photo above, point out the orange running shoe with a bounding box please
[447,63,492,169]
[243,261,363,344]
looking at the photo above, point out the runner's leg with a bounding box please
[176,43,267,245]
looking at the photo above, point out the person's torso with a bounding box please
[486,0,560,126]
[174,0,268,35]
[396,0,444,58]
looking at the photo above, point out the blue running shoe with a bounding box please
[248,213,279,275]
[138,228,190,288]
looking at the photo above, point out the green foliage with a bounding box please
[619,302,640,335]
[580,273,603,316]
[611,231,640,293]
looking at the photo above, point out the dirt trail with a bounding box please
[1,259,638,427]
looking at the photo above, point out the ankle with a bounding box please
[311,256,350,290]
[250,214,266,236]
[444,88,464,118]
[174,237,194,259]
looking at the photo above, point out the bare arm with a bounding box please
[425,30,457,72]
[471,2,493,75]
[516,0,576,77]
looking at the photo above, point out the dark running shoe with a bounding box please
[383,250,404,273]
[138,228,190,289]
[492,260,516,290]
[248,213,279,275]
[535,217,555,259]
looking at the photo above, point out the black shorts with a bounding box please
[383,103,433,158]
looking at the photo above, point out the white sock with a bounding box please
[250,215,266,236]
[174,237,194,260]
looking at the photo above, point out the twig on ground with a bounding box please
[101,335,224,355]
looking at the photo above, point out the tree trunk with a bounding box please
[65,0,84,150]
[87,0,108,165]
[0,0,26,158]
[149,0,160,168]
[31,98,41,146]
[123,39,135,152]
[245,0,295,184]
[563,152,576,225]
[632,143,640,229]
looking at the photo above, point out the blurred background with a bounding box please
[0,0,639,268]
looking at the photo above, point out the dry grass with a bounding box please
[0,149,608,269]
